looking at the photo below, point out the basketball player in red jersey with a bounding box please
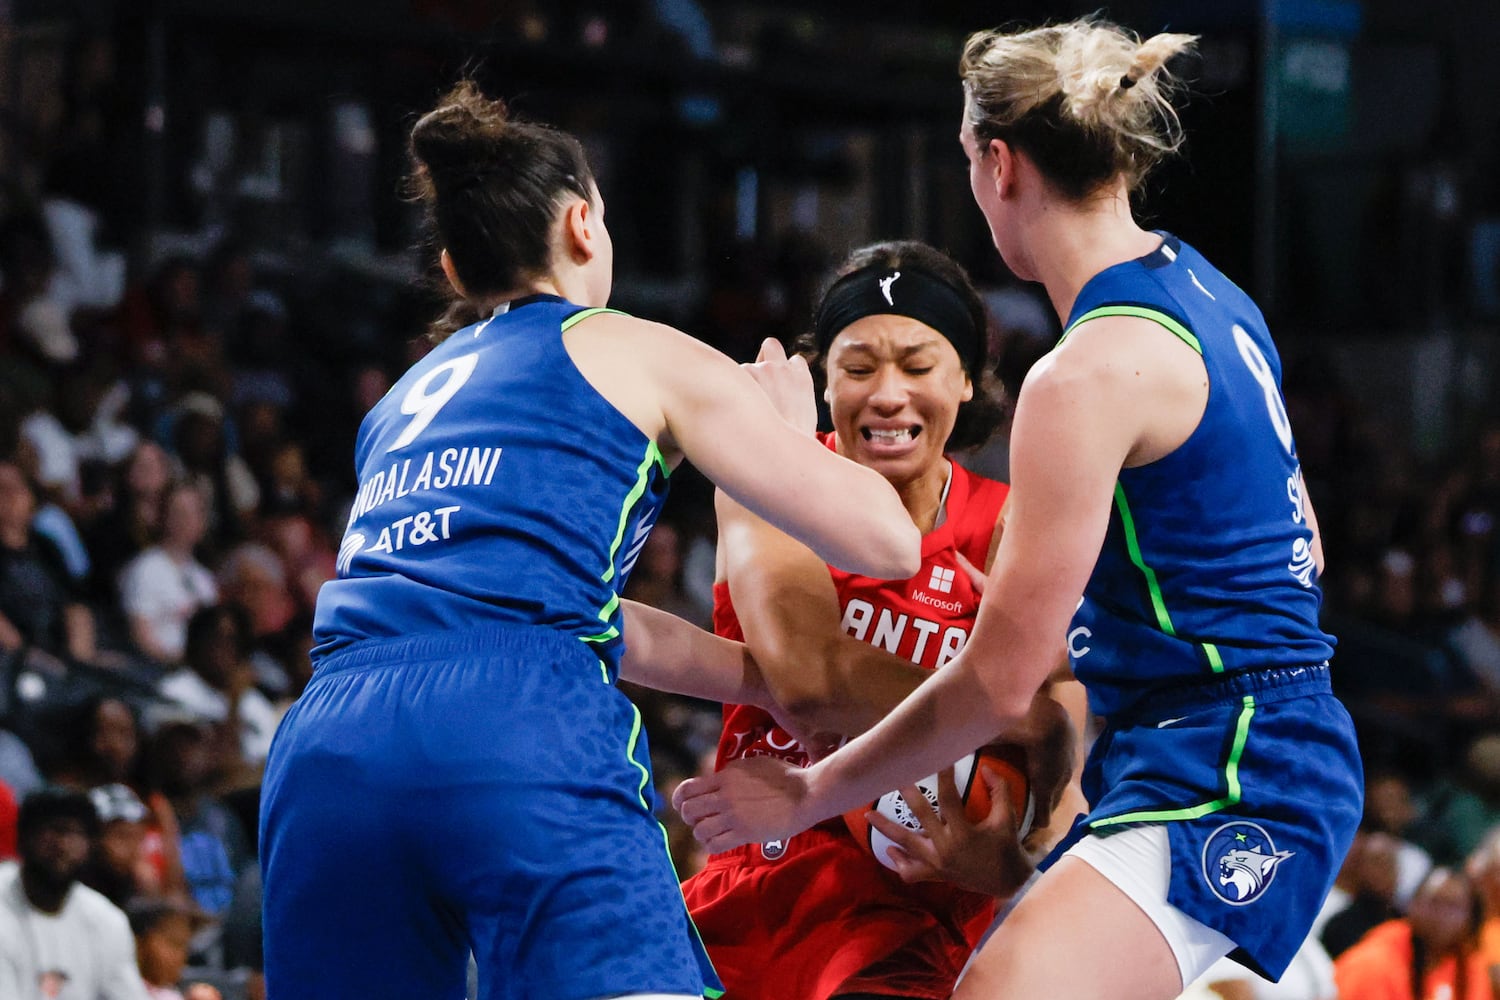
[680,241,1085,1000]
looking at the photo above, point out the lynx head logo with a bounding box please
[1201,821,1294,906]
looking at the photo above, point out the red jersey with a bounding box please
[684,444,1008,1000]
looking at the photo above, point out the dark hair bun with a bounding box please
[407,78,596,321]
[410,81,512,184]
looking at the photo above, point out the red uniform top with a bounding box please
[684,438,1009,1000]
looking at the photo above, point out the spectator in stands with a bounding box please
[1409,736,1500,868]
[1365,769,1437,909]
[214,543,293,645]
[200,242,255,351]
[118,256,204,376]
[1448,573,1500,705]
[0,786,150,998]
[168,393,258,547]
[0,779,17,861]
[0,215,61,367]
[0,459,103,669]
[258,506,333,617]
[87,439,173,605]
[126,897,220,1000]
[257,441,321,525]
[49,696,188,904]
[1465,827,1500,993]
[159,605,278,766]
[50,696,141,790]
[214,543,297,697]
[1333,866,1490,1000]
[118,482,218,666]
[142,721,249,917]
[0,725,43,800]
[1321,830,1404,959]
[81,782,155,908]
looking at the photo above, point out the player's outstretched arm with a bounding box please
[715,488,930,738]
[567,316,919,580]
[617,599,771,709]
[668,336,920,579]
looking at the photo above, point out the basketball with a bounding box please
[843,743,1036,871]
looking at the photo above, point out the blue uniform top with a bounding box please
[313,295,670,677]
[1064,235,1334,719]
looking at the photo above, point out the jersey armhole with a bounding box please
[1061,304,1202,356]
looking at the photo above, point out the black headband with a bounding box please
[812,266,985,375]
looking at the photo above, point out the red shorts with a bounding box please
[681,823,995,1000]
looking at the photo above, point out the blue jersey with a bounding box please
[1063,235,1334,719]
[312,295,670,675]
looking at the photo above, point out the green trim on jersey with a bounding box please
[1114,483,1176,636]
[1090,696,1257,828]
[583,439,669,650]
[568,303,666,650]
[1114,482,1227,674]
[627,702,726,998]
[626,704,652,809]
[1062,304,1203,354]
[560,305,627,331]
[603,442,669,585]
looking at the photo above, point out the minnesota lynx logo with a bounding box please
[1201,821,1294,906]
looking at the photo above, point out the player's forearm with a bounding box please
[801,650,1014,822]
[772,636,929,736]
[619,599,769,708]
[803,587,1067,824]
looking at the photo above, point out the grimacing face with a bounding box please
[825,313,972,488]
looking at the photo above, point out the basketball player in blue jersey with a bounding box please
[675,18,1363,1000]
[258,81,920,1000]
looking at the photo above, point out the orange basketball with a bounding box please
[843,743,1035,870]
[964,745,1033,827]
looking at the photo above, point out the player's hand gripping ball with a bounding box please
[843,744,1034,870]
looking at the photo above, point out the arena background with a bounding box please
[0,2,1497,998]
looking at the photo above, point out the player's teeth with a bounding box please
[870,429,911,442]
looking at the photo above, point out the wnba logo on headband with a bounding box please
[813,264,985,375]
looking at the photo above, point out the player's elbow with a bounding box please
[753,637,840,725]
[837,520,921,580]
[974,661,1045,734]
[991,694,1037,736]
[773,685,835,734]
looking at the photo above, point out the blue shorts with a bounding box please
[260,624,721,1000]
[1040,664,1362,981]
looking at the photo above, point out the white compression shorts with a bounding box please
[1066,823,1238,988]
[957,824,1237,991]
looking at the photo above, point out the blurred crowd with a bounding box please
[0,9,1496,1000]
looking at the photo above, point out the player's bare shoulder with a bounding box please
[1042,313,1208,467]
[559,311,685,448]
